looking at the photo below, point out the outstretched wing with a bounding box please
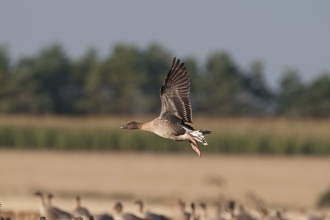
[159,57,193,123]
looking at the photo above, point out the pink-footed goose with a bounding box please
[73,196,91,219]
[178,200,191,220]
[134,200,171,220]
[113,202,143,220]
[120,57,211,157]
[35,191,73,220]
[190,203,200,220]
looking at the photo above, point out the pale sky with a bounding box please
[1,1,330,89]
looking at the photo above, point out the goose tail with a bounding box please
[179,124,211,146]
[189,130,211,146]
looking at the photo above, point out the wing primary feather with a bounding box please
[159,57,193,123]
[166,58,180,83]
[174,70,187,80]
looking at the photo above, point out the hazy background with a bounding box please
[1,1,330,88]
[1,2,330,219]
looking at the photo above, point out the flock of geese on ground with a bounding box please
[13,191,330,220]
[33,191,172,220]
[0,191,328,220]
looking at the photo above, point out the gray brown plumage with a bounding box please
[159,58,192,124]
[93,214,113,220]
[121,57,211,156]
[47,194,53,206]
[178,200,191,220]
[73,196,91,218]
[236,205,257,220]
[34,191,73,220]
[190,203,200,220]
[113,202,143,220]
[134,200,171,220]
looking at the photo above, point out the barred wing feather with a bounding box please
[159,57,193,123]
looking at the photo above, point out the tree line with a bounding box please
[0,42,329,117]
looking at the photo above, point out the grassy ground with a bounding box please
[1,115,330,154]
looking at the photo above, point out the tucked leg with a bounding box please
[186,132,201,157]
[189,141,201,157]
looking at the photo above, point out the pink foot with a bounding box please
[186,132,201,157]
[190,141,201,157]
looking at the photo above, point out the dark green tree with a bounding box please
[246,60,272,99]
[183,56,206,113]
[102,44,147,114]
[2,40,330,117]
[34,44,75,113]
[0,45,9,83]
[277,69,305,116]
[72,48,108,114]
[0,45,11,112]
[203,52,247,115]
[141,43,172,113]
[303,73,330,117]
[7,43,75,114]
[9,57,53,113]
[243,60,274,115]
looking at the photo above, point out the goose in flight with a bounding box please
[120,57,211,156]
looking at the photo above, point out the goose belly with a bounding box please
[148,119,187,141]
[153,129,190,141]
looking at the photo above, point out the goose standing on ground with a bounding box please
[47,194,53,206]
[134,200,171,220]
[190,203,200,220]
[93,213,114,220]
[120,57,211,157]
[34,191,48,217]
[199,203,208,220]
[73,196,91,219]
[34,191,73,220]
[46,193,73,219]
[267,211,288,220]
[200,202,221,220]
[235,205,256,220]
[113,202,143,220]
[178,200,191,220]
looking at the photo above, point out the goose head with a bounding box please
[120,121,142,130]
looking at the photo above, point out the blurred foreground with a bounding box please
[0,150,330,219]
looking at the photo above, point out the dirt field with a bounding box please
[1,150,330,216]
